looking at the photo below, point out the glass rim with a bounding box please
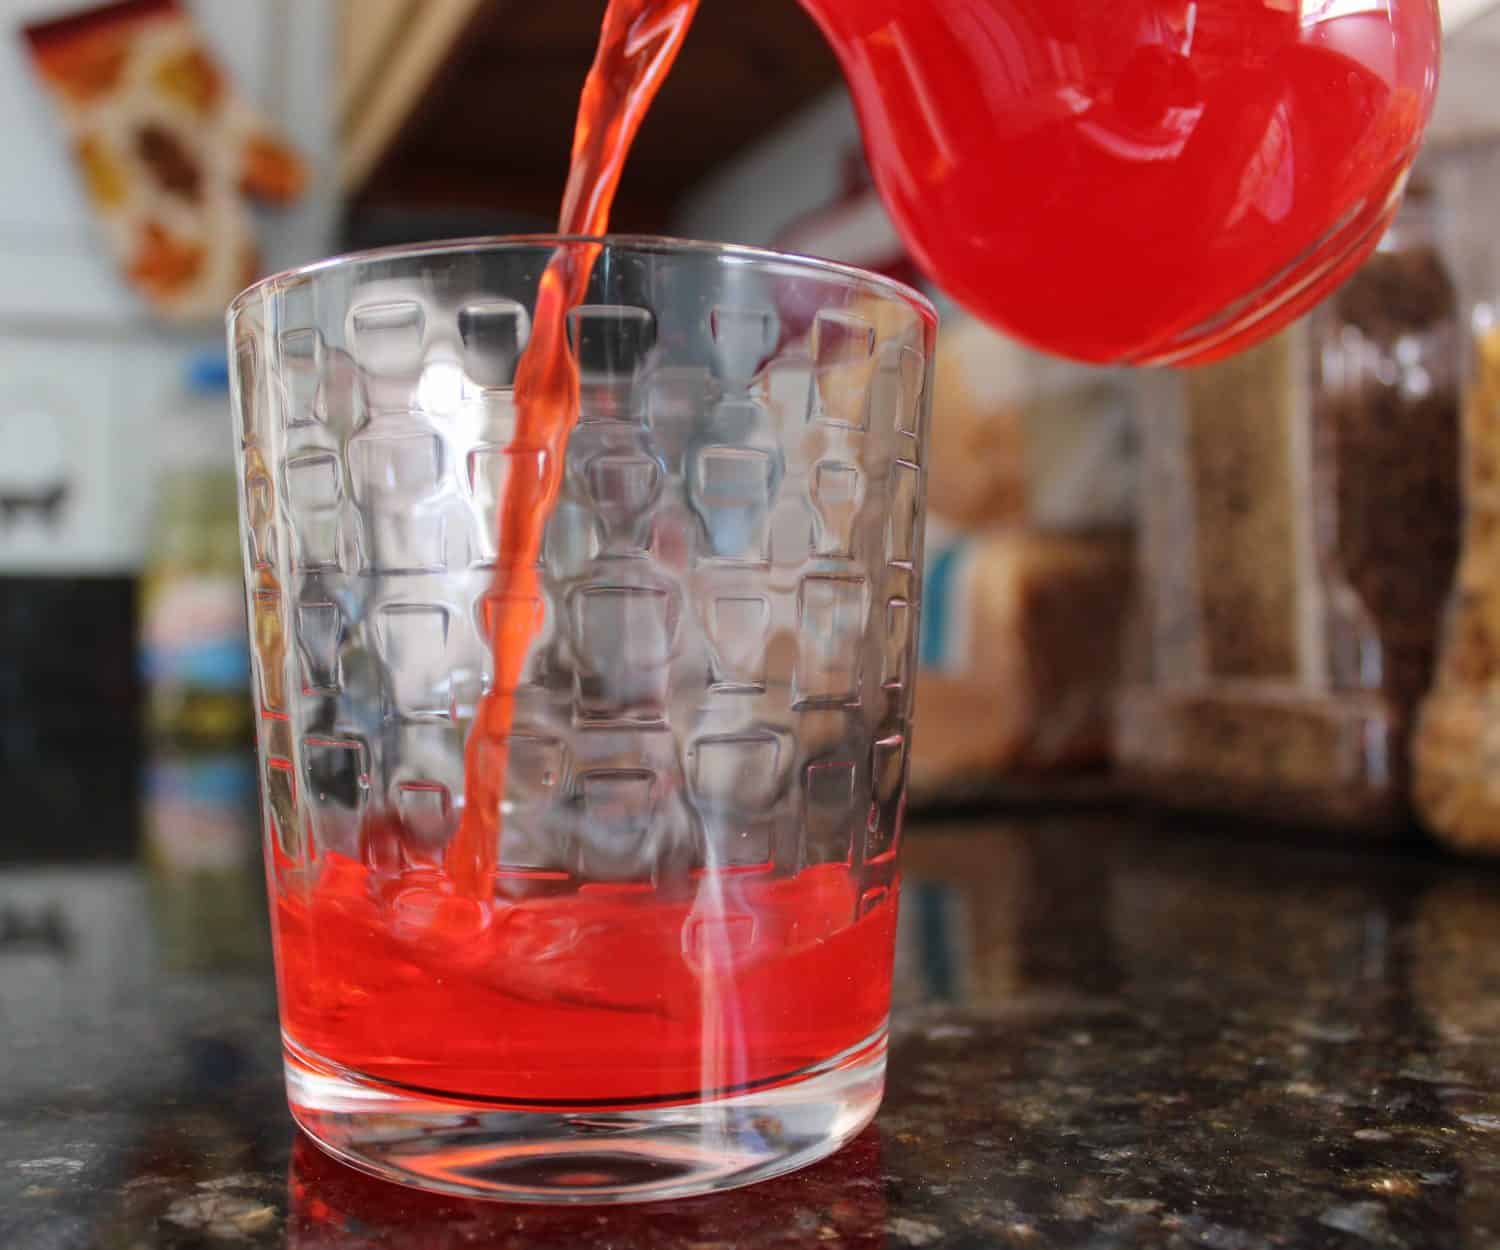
[227,232,939,325]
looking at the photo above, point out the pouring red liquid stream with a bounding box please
[445,0,699,897]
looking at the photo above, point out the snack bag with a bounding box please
[24,0,307,321]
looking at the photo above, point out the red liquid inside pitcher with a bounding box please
[799,0,1441,364]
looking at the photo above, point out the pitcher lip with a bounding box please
[227,232,938,325]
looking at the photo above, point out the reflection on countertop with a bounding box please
[5,800,1500,1248]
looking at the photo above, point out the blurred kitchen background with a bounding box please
[7,0,1500,903]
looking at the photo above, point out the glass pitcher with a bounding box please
[799,0,1442,366]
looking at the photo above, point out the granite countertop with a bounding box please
[7,790,1500,1249]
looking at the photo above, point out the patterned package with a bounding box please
[24,0,306,322]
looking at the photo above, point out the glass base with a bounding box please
[284,1029,887,1204]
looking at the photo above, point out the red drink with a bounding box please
[274,838,896,1105]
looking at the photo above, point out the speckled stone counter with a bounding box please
[7,807,1500,1249]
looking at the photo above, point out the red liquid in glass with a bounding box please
[800,0,1440,363]
[275,841,895,1103]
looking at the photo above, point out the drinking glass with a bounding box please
[228,236,935,1202]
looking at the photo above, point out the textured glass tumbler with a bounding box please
[228,236,935,1203]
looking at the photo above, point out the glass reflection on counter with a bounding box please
[894,822,1122,1011]
[286,1127,886,1248]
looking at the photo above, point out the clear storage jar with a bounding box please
[1117,192,1462,832]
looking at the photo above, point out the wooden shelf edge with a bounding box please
[338,0,492,194]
